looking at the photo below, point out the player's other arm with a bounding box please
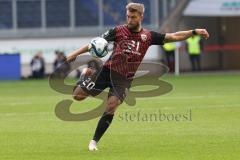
[66,28,115,62]
[164,29,209,43]
[66,44,89,62]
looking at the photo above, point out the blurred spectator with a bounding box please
[53,51,65,70]
[162,43,176,72]
[53,51,70,77]
[87,59,102,72]
[75,69,81,79]
[30,52,45,78]
[79,59,103,79]
[186,35,203,72]
[162,28,176,72]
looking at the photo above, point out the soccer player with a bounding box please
[66,3,209,151]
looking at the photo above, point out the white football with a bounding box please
[88,37,109,58]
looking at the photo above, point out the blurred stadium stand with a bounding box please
[46,0,70,27]
[75,0,99,26]
[17,0,41,28]
[0,0,240,79]
[0,0,178,37]
[0,0,12,29]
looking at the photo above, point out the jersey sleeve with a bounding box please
[150,31,166,45]
[101,28,116,42]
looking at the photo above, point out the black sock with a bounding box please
[93,112,114,142]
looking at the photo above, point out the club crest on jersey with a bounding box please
[141,34,147,42]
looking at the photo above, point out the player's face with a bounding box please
[126,11,143,31]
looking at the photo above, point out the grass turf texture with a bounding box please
[0,74,239,160]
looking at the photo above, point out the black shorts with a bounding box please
[76,67,131,102]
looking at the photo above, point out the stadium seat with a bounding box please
[0,1,13,29]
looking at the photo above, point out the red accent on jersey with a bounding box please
[104,25,153,79]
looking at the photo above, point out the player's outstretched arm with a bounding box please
[66,44,89,62]
[164,29,209,43]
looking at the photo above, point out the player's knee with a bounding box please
[106,97,120,114]
[73,94,86,101]
[72,87,88,101]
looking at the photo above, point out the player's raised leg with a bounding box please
[72,67,95,101]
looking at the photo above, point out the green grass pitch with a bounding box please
[0,74,240,160]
